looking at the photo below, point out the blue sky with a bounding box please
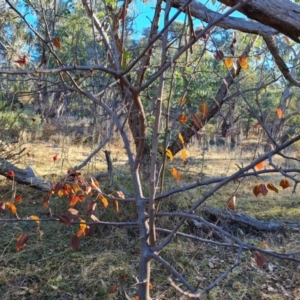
[130,0,245,39]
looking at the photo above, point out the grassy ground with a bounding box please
[1,134,300,300]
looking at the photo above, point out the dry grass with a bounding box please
[1,131,300,299]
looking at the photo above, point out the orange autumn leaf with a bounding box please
[276,108,283,119]
[149,282,153,290]
[255,161,264,171]
[113,200,119,213]
[224,57,233,68]
[199,103,209,118]
[72,183,81,192]
[6,202,17,214]
[178,114,188,123]
[69,194,80,206]
[16,233,29,251]
[238,56,248,69]
[76,229,85,237]
[171,167,180,182]
[98,194,108,207]
[53,37,62,50]
[57,189,64,197]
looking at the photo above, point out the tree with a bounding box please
[1,0,300,299]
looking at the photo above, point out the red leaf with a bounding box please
[15,56,27,66]
[7,170,15,178]
[70,234,80,251]
[14,195,22,203]
[53,155,58,162]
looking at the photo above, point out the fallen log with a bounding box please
[202,206,300,232]
[0,159,52,192]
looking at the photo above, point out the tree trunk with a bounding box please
[218,0,300,43]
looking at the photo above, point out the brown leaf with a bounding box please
[258,184,268,196]
[16,233,29,251]
[43,193,50,207]
[53,37,62,50]
[86,200,97,214]
[253,251,267,268]
[58,214,72,225]
[84,226,93,236]
[110,284,118,293]
[253,185,260,197]
[191,113,202,130]
[280,179,290,189]
[267,183,279,193]
[178,114,188,123]
[213,50,224,61]
[70,234,80,251]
